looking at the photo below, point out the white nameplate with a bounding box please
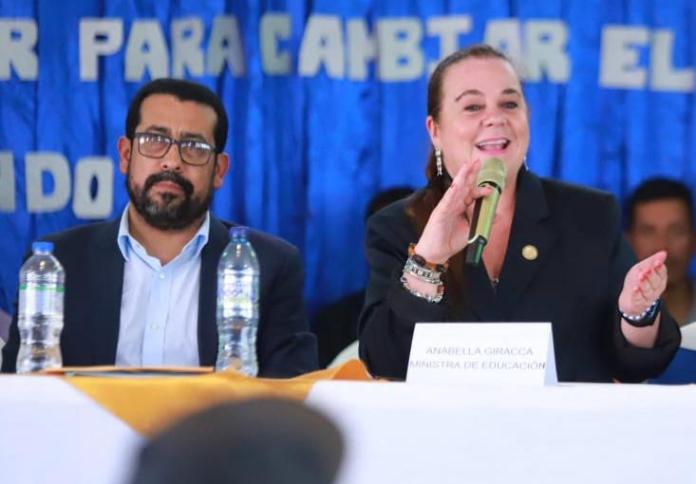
[407,322,557,386]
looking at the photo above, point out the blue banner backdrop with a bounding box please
[1,0,695,320]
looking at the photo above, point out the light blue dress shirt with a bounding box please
[115,207,210,367]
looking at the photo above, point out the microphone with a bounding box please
[465,157,507,266]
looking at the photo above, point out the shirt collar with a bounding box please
[116,206,210,264]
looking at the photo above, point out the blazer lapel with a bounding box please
[465,261,505,320]
[92,219,125,364]
[497,169,557,316]
[197,216,231,366]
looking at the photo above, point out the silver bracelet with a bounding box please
[400,274,444,303]
[403,257,443,284]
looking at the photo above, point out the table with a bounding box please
[0,376,141,484]
[308,381,696,484]
[1,374,695,484]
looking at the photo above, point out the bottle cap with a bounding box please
[32,241,54,254]
[229,226,249,240]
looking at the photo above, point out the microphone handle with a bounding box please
[466,198,485,265]
[465,182,502,266]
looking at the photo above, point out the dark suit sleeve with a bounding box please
[1,307,19,372]
[358,208,448,380]
[257,244,318,378]
[605,201,681,382]
[2,248,29,372]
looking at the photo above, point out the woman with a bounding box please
[358,44,681,382]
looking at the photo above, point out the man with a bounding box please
[2,79,318,377]
[625,177,696,326]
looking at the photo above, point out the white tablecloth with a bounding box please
[0,376,142,484]
[308,381,696,484]
[1,376,695,484]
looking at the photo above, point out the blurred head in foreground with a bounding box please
[129,397,344,484]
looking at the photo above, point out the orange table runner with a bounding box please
[59,360,372,435]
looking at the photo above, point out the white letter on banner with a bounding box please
[599,25,648,89]
[484,19,523,66]
[427,16,472,72]
[347,19,375,80]
[523,21,570,82]
[72,157,113,219]
[0,19,38,80]
[125,20,169,81]
[171,17,204,78]
[260,13,291,75]
[299,15,345,78]
[0,151,15,212]
[79,18,123,81]
[26,152,71,213]
[207,16,246,77]
[377,18,423,81]
[650,30,694,92]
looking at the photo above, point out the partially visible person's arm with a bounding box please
[358,208,448,380]
[0,308,10,369]
[1,309,19,373]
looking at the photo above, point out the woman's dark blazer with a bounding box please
[358,169,681,382]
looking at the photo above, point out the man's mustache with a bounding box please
[143,171,194,196]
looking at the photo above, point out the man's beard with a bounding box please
[126,168,214,231]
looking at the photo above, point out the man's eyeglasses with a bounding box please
[133,132,216,166]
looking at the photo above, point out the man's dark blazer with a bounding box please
[359,168,681,382]
[1,215,318,377]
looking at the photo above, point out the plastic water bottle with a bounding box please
[16,241,65,373]
[215,227,259,375]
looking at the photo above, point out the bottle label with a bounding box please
[19,282,64,316]
[19,284,65,292]
[218,273,259,319]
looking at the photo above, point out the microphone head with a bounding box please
[476,157,507,190]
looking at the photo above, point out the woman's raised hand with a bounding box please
[618,250,668,317]
[414,158,491,264]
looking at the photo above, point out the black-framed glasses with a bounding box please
[133,132,216,166]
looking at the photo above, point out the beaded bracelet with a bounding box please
[400,274,444,303]
[407,243,449,272]
[619,299,662,327]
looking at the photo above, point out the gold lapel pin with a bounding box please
[522,244,538,261]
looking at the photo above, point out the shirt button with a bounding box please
[159,273,165,280]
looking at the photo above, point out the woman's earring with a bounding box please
[435,148,443,176]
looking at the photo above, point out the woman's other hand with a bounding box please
[619,250,668,317]
[618,250,667,348]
